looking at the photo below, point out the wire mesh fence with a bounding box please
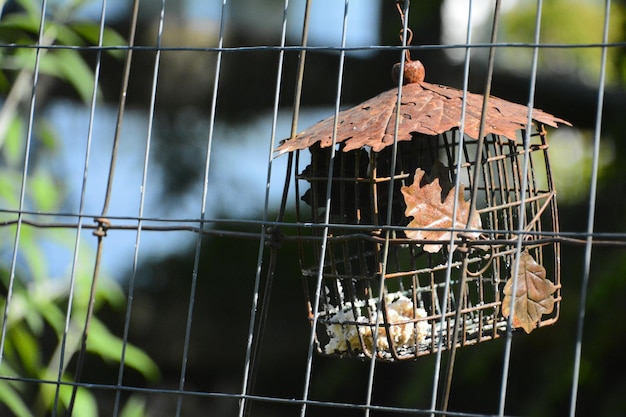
[1,0,625,416]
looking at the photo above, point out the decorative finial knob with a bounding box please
[391,59,425,85]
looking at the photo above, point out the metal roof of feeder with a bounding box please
[276,60,571,155]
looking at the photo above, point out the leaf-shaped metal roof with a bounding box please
[276,79,571,155]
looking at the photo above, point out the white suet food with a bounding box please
[323,292,428,356]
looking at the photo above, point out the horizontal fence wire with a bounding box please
[0,0,623,417]
[0,374,514,417]
[1,42,626,53]
[2,214,626,245]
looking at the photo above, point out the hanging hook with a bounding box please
[396,0,413,61]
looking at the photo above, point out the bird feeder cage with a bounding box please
[276,61,570,361]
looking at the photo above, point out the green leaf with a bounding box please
[0,169,21,209]
[10,289,46,335]
[35,119,59,151]
[70,23,126,59]
[1,330,19,365]
[28,169,61,212]
[10,48,96,103]
[47,22,85,47]
[27,279,67,333]
[14,0,40,18]
[0,69,10,91]
[120,342,160,381]
[0,18,83,48]
[58,384,98,417]
[95,277,126,310]
[10,324,42,375]
[12,47,58,76]
[0,380,34,417]
[16,226,48,283]
[2,116,25,168]
[48,48,96,104]
[87,318,160,381]
[119,395,147,417]
[0,14,40,36]
[38,296,66,334]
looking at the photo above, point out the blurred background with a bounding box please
[1,0,625,416]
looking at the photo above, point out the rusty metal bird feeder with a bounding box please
[277,60,570,361]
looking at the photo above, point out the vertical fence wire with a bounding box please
[238,0,290,415]
[0,1,621,416]
[569,1,612,416]
[66,0,142,413]
[497,0,544,414]
[430,1,474,414]
[364,1,411,415]
[439,1,502,412]
[299,1,350,415]
[175,1,229,415]
[0,0,48,370]
[112,0,165,416]
[55,0,108,414]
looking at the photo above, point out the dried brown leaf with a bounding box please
[502,252,557,334]
[401,166,482,253]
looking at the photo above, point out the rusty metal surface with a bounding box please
[276,81,571,154]
[296,129,562,360]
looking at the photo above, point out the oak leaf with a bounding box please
[401,166,482,253]
[502,252,557,334]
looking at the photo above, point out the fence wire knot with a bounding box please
[265,226,284,249]
[93,217,111,238]
[395,0,413,61]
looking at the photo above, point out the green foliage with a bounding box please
[0,0,127,149]
[119,396,148,417]
[501,0,626,84]
[0,1,157,416]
